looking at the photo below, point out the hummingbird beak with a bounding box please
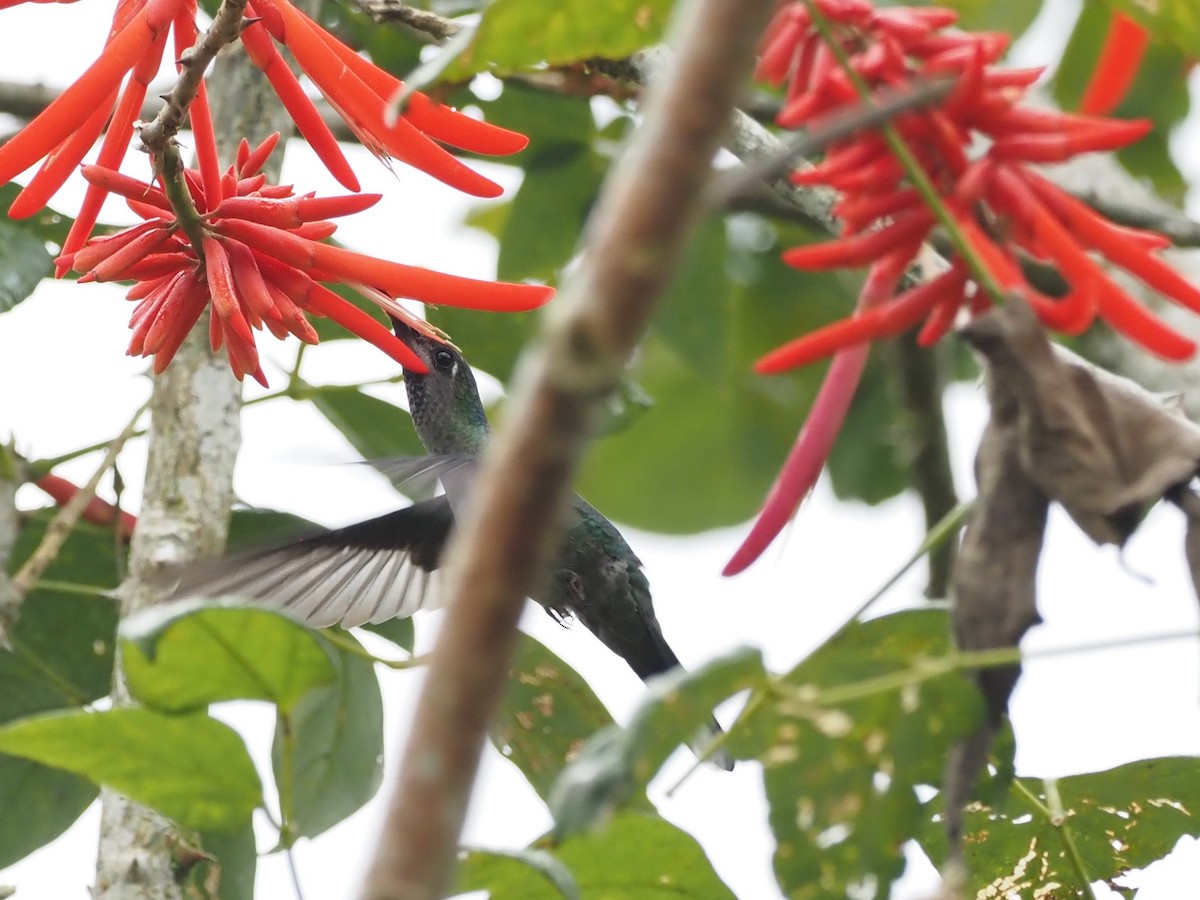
[389,315,460,354]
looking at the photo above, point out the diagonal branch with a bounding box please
[357,1,774,898]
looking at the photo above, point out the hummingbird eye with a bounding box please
[433,349,455,371]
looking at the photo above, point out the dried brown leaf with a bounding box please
[961,295,1200,546]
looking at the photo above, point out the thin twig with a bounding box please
[350,0,462,41]
[706,74,954,210]
[8,401,147,603]
[358,2,775,898]
[137,0,250,156]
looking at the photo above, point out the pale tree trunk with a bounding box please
[92,24,300,898]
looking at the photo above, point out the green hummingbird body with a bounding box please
[178,319,727,767]
[398,322,684,683]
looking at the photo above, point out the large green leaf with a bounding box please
[496,146,603,283]
[491,633,615,804]
[922,757,1200,896]
[456,813,735,899]
[575,219,882,532]
[273,632,384,839]
[0,708,261,832]
[0,755,96,868]
[0,512,121,724]
[120,603,337,714]
[725,609,983,900]
[0,183,72,312]
[447,0,673,78]
[550,648,765,839]
[310,386,425,460]
[0,218,53,313]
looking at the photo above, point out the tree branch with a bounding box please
[357,2,774,898]
[93,1,307,895]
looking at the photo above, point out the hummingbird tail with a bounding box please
[690,717,734,772]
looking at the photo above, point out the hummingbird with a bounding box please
[178,318,731,768]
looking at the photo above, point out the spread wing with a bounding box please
[174,496,454,629]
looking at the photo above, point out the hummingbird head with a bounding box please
[391,317,490,455]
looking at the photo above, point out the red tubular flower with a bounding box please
[1079,13,1150,116]
[35,473,137,541]
[56,135,554,385]
[1,0,529,249]
[245,0,527,197]
[727,0,1193,573]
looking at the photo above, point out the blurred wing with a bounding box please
[174,497,454,629]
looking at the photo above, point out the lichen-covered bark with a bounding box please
[92,15,302,897]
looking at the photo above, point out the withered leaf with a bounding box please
[943,354,1049,854]
[961,295,1200,547]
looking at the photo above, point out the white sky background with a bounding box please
[3,0,1200,897]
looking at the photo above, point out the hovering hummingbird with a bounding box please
[178,318,730,768]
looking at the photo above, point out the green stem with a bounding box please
[242,373,406,408]
[1012,778,1099,899]
[321,627,428,670]
[277,711,297,850]
[802,1,1006,302]
[30,432,148,477]
[32,579,114,598]
[664,689,769,796]
[848,500,972,623]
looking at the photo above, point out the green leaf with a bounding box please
[0,708,261,832]
[455,847,580,900]
[0,755,96,868]
[496,146,603,283]
[827,350,908,505]
[447,0,673,78]
[728,609,983,900]
[922,757,1200,896]
[1103,0,1200,59]
[1,511,121,723]
[0,217,53,313]
[457,814,736,899]
[227,508,319,551]
[550,648,765,839]
[491,633,615,804]
[361,617,415,654]
[576,219,912,531]
[0,183,75,249]
[197,819,257,900]
[273,632,384,839]
[310,386,425,460]
[120,603,337,714]
[474,83,595,150]
[938,0,1041,37]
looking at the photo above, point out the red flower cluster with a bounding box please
[0,0,527,264]
[725,0,1194,575]
[754,0,1198,372]
[56,134,552,385]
